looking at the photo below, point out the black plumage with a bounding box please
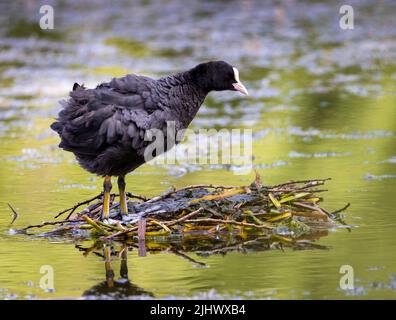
[51,60,248,218]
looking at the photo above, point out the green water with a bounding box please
[0,0,395,299]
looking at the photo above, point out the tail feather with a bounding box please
[72,82,80,91]
[50,83,112,156]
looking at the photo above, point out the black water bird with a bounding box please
[51,61,248,219]
[81,245,154,299]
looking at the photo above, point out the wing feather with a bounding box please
[51,73,158,157]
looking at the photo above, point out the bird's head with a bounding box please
[190,61,248,95]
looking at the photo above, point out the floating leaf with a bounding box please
[267,212,292,222]
[245,211,265,225]
[82,216,110,235]
[146,231,170,236]
[269,193,281,208]
[279,192,310,203]
[304,197,321,203]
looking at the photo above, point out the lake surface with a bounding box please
[0,0,395,299]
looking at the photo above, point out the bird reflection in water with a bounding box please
[76,229,329,299]
[79,243,154,299]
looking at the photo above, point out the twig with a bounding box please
[102,208,205,240]
[96,220,124,232]
[291,211,330,219]
[267,188,328,193]
[138,219,147,241]
[184,218,274,230]
[82,216,110,234]
[271,178,331,189]
[146,187,176,203]
[73,202,101,219]
[7,203,19,225]
[293,202,328,220]
[138,239,146,257]
[194,236,271,255]
[125,192,148,202]
[174,184,238,193]
[165,208,204,226]
[54,193,102,219]
[147,218,172,232]
[18,219,84,232]
[331,203,351,215]
[146,184,237,203]
[168,249,206,267]
[102,226,138,240]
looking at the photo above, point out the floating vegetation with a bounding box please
[105,37,192,58]
[6,20,63,41]
[379,156,396,164]
[14,173,349,253]
[288,151,351,158]
[363,173,396,181]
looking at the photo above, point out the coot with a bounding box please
[51,61,248,219]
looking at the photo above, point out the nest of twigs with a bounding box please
[16,173,349,244]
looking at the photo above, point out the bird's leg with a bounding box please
[120,245,128,280]
[102,175,112,219]
[103,244,114,288]
[118,175,128,215]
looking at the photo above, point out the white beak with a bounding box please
[232,67,249,95]
[232,82,249,95]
